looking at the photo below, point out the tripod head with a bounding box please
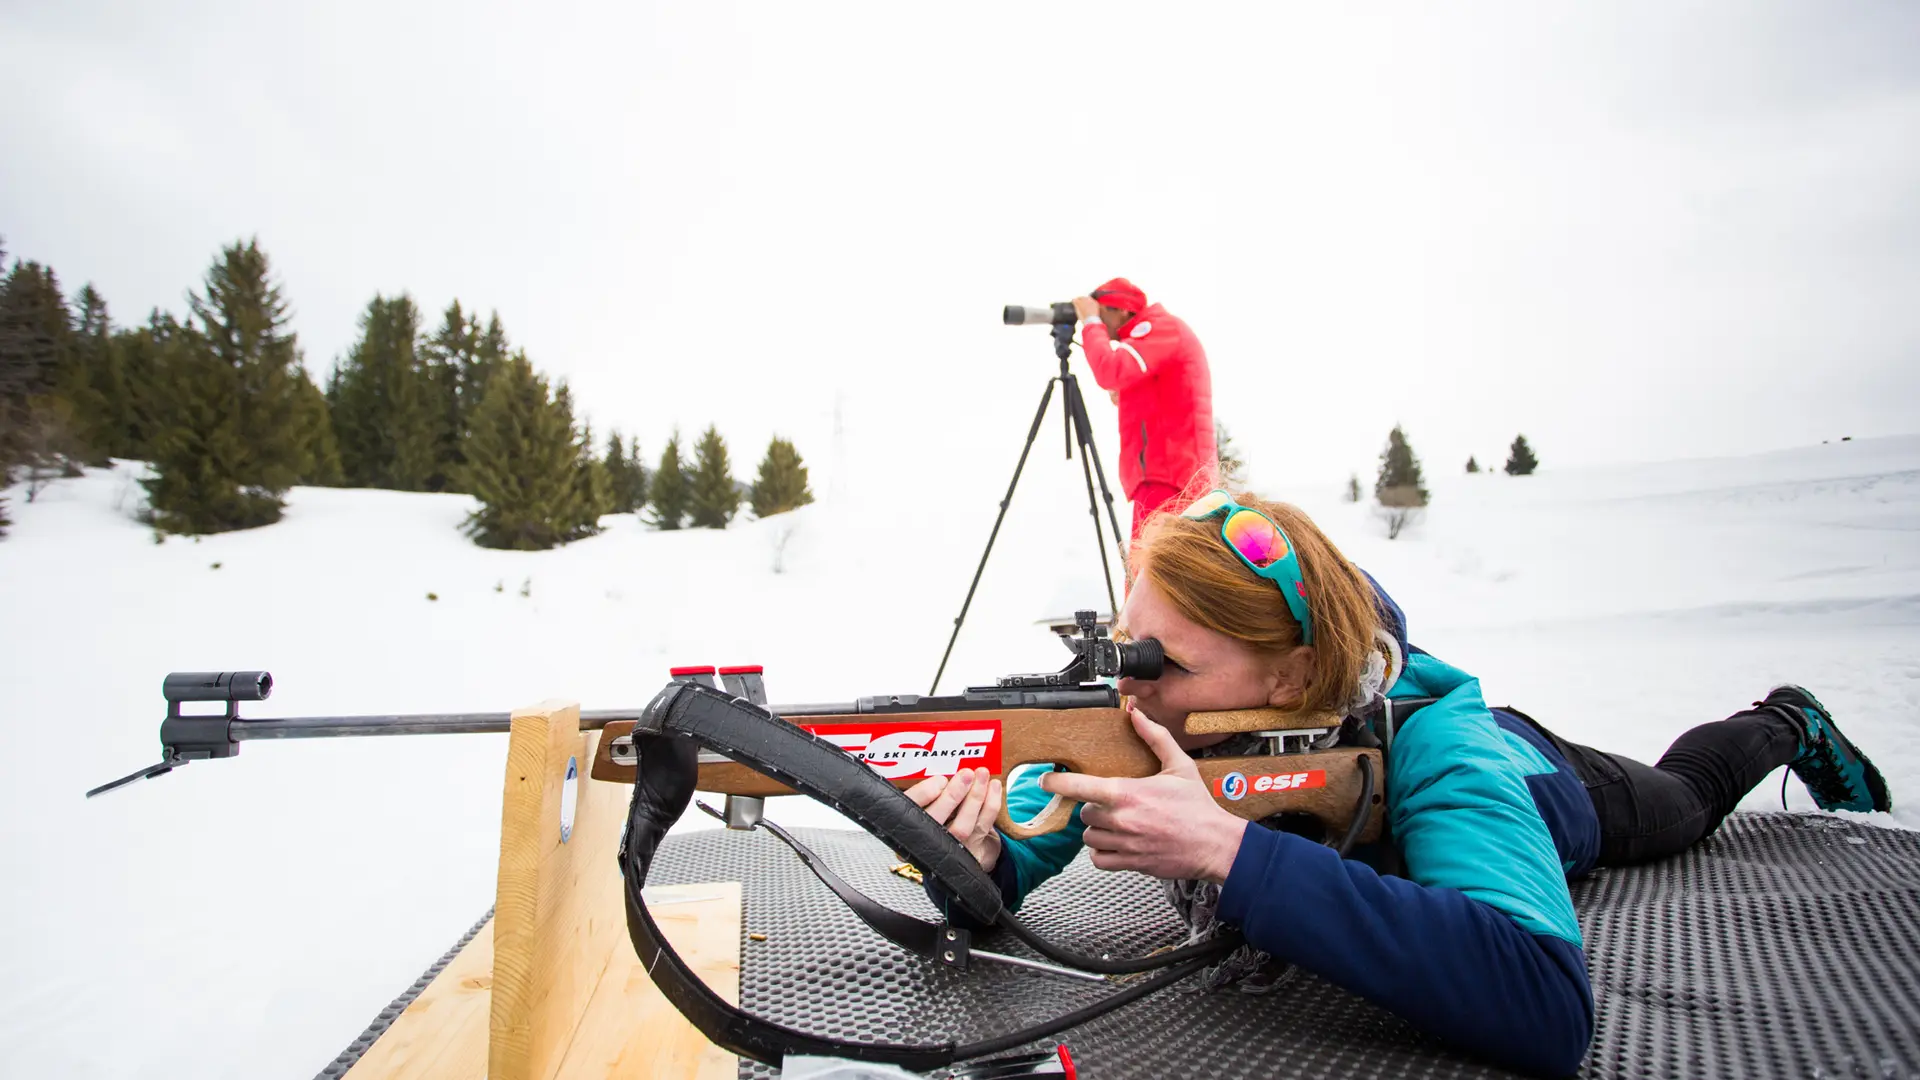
[1052,319,1075,366]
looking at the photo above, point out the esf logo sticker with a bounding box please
[1213,770,1327,800]
[1217,772,1250,801]
[804,719,1004,781]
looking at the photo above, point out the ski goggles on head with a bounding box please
[1180,491,1314,645]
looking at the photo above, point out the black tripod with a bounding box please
[932,320,1130,694]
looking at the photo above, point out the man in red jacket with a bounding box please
[1072,277,1216,539]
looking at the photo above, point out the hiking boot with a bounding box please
[1763,685,1892,814]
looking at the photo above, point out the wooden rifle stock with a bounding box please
[591,704,1383,844]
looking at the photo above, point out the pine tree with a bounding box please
[419,301,497,492]
[687,425,739,529]
[1372,425,1428,540]
[72,284,130,461]
[290,362,343,485]
[1374,425,1429,507]
[647,431,689,530]
[1504,434,1538,476]
[459,352,591,549]
[139,318,266,531]
[1466,455,1480,474]
[604,430,649,514]
[327,294,437,490]
[111,311,176,461]
[0,259,91,480]
[1215,420,1248,489]
[628,439,649,510]
[570,421,612,538]
[603,431,631,512]
[1,259,71,407]
[749,436,814,518]
[1345,474,1362,503]
[142,240,314,533]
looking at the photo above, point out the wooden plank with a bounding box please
[554,883,742,1079]
[348,694,742,1080]
[347,885,743,1080]
[488,702,636,1080]
[344,919,495,1079]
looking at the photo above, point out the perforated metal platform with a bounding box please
[328,812,1920,1079]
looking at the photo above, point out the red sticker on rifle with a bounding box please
[804,719,1003,781]
[1214,769,1327,799]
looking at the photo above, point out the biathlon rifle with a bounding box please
[84,611,1422,1069]
[86,611,1391,846]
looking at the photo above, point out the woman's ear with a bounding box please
[1266,646,1315,709]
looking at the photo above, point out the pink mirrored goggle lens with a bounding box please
[1220,508,1288,568]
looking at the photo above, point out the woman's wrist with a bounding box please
[978,832,1002,873]
[1204,811,1248,885]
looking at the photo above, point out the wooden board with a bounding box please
[344,883,741,1080]
[489,702,644,1080]
[343,918,497,1078]
[553,883,741,1079]
[344,693,740,1079]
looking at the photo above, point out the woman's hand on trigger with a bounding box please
[905,768,1004,872]
[1040,708,1247,884]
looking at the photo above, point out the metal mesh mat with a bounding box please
[332,811,1920,1079]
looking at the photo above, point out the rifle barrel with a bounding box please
[216,687,1109,744]
[222,702,871,743]
[229,713,519,740]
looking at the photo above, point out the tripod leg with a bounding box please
[931,379,1059,695]
[1063,374,1132,586]
[1058,375,1121,615]
[1078,431,1121,617]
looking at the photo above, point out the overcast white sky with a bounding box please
[4,1,1917,494]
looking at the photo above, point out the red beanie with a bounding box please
[1090,277,1146,314]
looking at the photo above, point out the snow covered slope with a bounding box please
[3,435,1916,1078]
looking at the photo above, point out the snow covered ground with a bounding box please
[3,434,1917,1078]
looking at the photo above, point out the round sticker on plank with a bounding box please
[560,755,579,843]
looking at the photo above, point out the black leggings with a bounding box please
[1513,704,1803,867]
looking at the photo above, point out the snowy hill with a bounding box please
[3,435,1918,1079]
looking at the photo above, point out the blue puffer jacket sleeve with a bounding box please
[1218,652,1594,1076]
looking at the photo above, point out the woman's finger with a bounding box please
[922,770,975,825]
[974,778,1004,843]
[1078,802,1117,831]
[947,769,991,841]
[1131,706,1199,778]
[1080,826,1136,854]
[903,775,946,808]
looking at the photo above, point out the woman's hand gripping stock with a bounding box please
[1042,707,1248,884]
[905,766,1005,872]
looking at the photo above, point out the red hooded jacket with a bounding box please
[1080,302,1216,497]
